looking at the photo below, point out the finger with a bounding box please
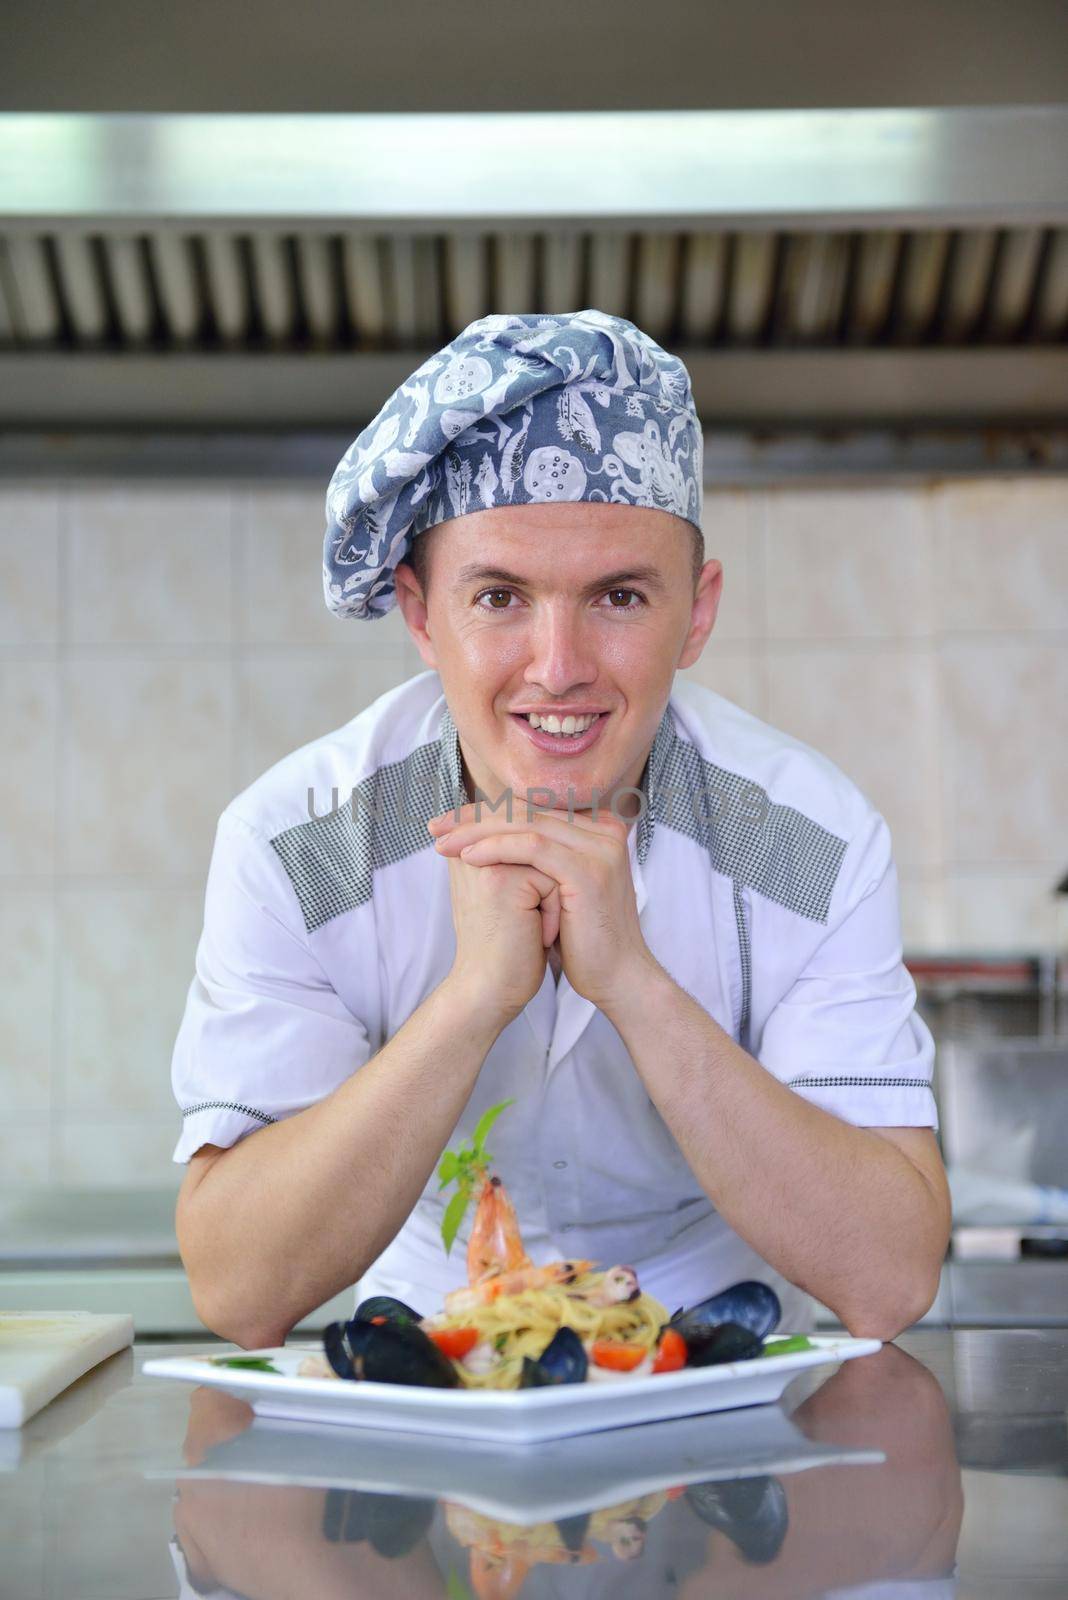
[540,884,561,947]
[522,801,632,838]
[437,810,623,859]
[450,851,560,913]
[455,831,586,885]
[432,799,629,841]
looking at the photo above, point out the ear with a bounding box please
[393,560,439,669]
[677,558,723,671]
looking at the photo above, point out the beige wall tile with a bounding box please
[0,892,55,1115]
[54,1119,183,1188]
[679,646,765,720]
[0,660,58,875]
[66,483,232,645]
[766,644,941,869]
[238,485,411,653]
[0,487,60,646]
[236,652,419,788]
[946,867,1063,950]
[0,1122,51,1185]
[933,477,1068,633]
[57,886,203,1119]
[763,486,932,640]
[699,488,761,641]
[61,659,234,875]
[941,640,1068,863]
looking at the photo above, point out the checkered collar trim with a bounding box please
[436,700,677,869]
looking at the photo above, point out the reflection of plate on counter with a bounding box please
[142,1333,881,1444]
[151,1399,884,1525]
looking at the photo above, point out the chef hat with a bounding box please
[322,308,703,620]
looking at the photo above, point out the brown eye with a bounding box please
[477,588,514,609]
[606,588,640,607]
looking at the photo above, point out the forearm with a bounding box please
[178,975,512,1348]
[604,960,948,1338]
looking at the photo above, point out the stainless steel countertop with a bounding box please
[4,1330,1067,1597]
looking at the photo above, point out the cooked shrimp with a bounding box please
[467,1174,532,1285]
[469,1547,530,1600]
[583,1265,641,1305]
[441,1497,601,1587]
[444,1258,596,1315]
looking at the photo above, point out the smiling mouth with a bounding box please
[506,711,612,759]
[511,711,606,733]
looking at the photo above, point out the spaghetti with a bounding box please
[423,1267,669,1390]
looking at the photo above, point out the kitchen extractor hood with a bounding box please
[0,109,1066,430]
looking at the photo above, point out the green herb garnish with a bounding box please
[437,1098,514,1255]
[210,1355,282,1374]
[760,1336,815,1358]
[446,1571,475,1600]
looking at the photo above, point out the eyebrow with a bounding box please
[452,562,669,595]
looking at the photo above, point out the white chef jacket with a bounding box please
[170,669,936,1331]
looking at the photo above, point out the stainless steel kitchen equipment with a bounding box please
[909,951,1068,1326]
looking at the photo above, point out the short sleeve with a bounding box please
[171,811,374,1163]
[755,811,937,1130]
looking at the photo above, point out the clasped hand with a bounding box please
[428,800,652,1014]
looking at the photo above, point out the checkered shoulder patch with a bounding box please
[268,708,465,934]
[650,717,848,925]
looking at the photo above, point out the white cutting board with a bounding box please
[0,1311,134,1427]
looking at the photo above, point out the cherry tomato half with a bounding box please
[651,1328,688,1374]
[427,1327,480,1360]
[591,1339,647,1372]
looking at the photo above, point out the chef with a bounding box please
[171,309,950,1350]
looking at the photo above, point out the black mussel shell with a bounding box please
[555,1511,591,1552]
[321,1487,435,1556]
[365,1493,436,1558]
[685,1475,788,1563]
[520,1327,589,1388]
[323,1318,377,1380]
[670,1280,781,1343]
[323,1486,349,1541]
[323,1321,355,1380]
[540,1326,589,1384]
[519,1355,554,1388]
[353,1294,423,1326]
[683,1320,765,1367]
[360,1321,460,1388]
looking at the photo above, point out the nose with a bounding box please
[522,600,599,697]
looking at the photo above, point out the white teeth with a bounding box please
[526,712,598,735]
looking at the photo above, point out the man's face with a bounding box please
[394,503,722,818]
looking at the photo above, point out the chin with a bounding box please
[515,770,608,813]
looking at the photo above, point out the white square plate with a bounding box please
[142,1334,882,1444]
[156,1404,885,1524]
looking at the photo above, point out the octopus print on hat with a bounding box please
[322,308,704,621]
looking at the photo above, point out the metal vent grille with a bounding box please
[2,225,1066,352]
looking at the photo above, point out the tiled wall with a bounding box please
[2,475,1066,1190]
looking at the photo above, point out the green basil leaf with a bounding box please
[210,1356,281,1374]
[760,1335,815,1357]
[437,1151,460,1186]
[446,1571,475,1600]
[441,1187,471,1255]
[472,1098,515,1159]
